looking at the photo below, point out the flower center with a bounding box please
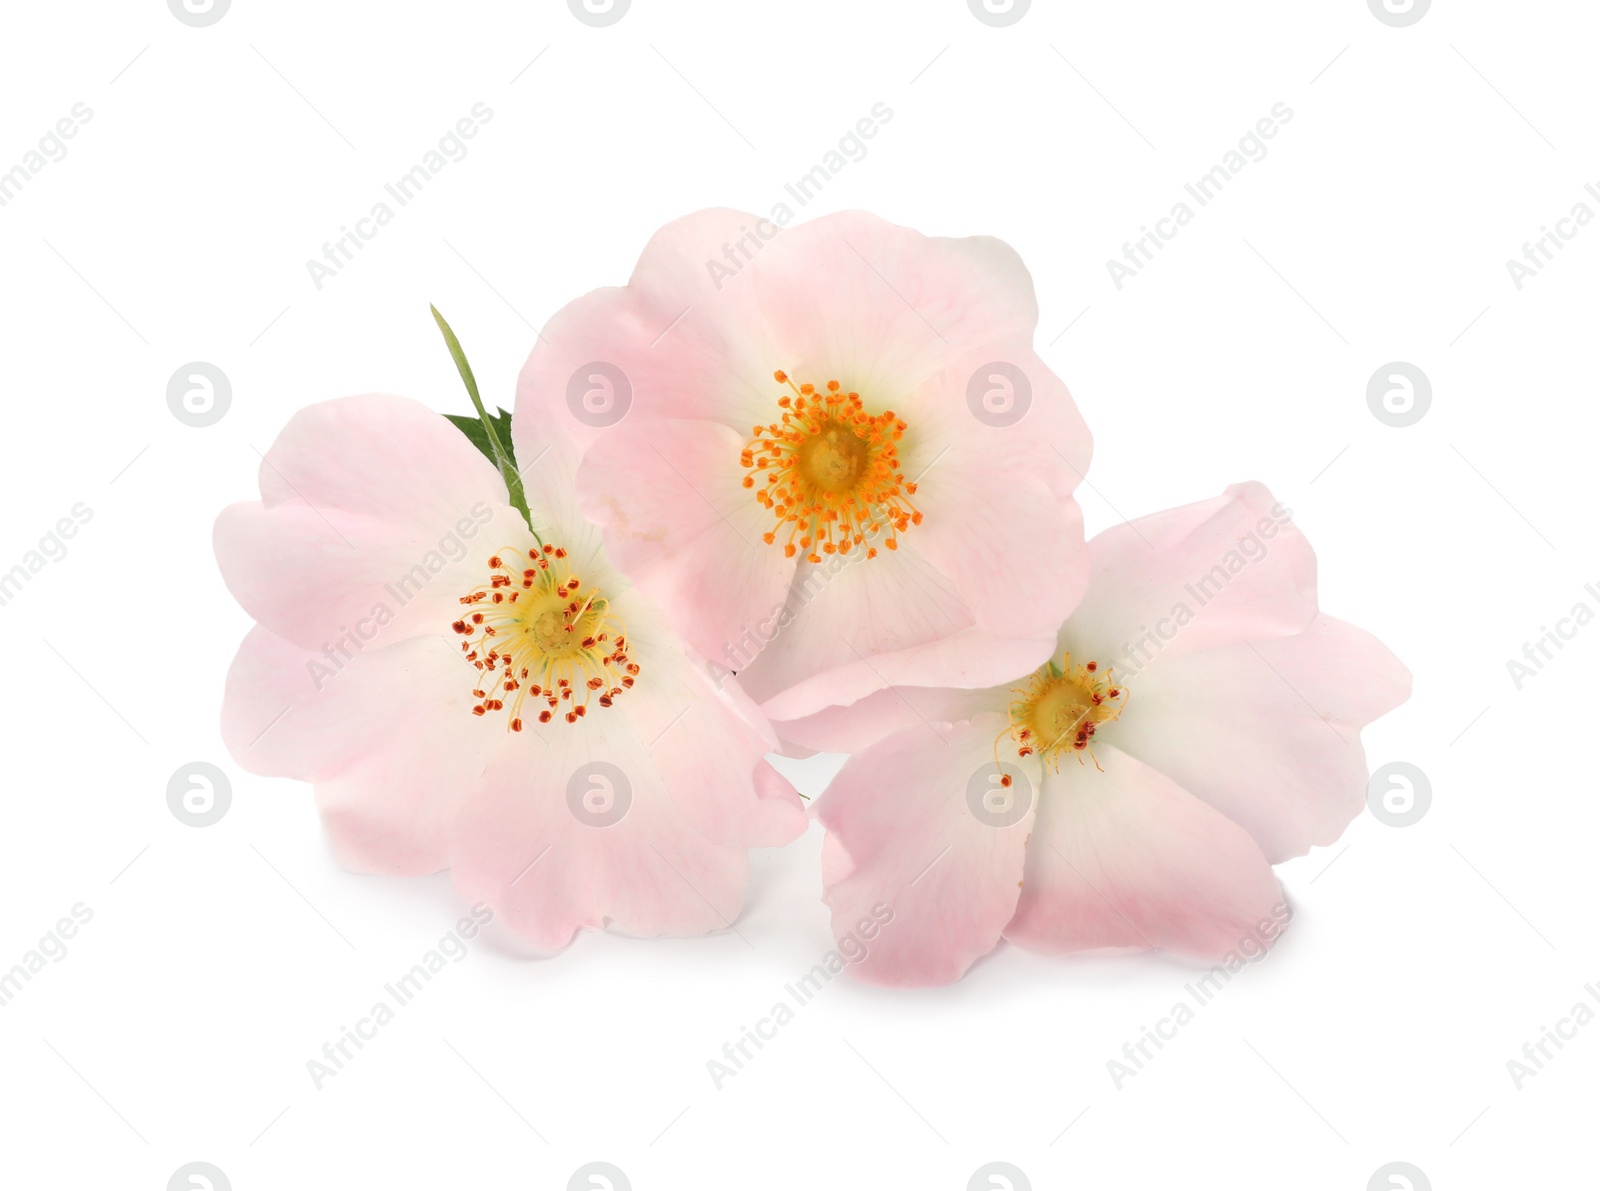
[452,545,636,730]
[1001,655,1126,774]
[741,371,921,564]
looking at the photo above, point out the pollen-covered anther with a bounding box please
[742,370,922,564]
[1002,654,1128,772]
[454,545,635,731]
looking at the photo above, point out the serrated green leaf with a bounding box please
[444,408,519,473]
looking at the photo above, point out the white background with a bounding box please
[1,1,1594,1188]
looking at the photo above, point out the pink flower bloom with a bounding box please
[788,483,1410,987]
[517,208,1094,721]
[215,393,804,951]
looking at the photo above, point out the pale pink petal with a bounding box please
[758,622,1053,726]
[753,760,807,826]
[254,393,511,523]
[313,731,483,877]
[1061,482,1317,675]
[615,619,805,850]
[820,830,855,888]
[699,654,784,752]
[518,209,1046,455]
[215,394,529,652]
[221,626,508,876]
[1004,745,1286,959]
[220,625,343,778]
[516,209,783,448]
[1110,613,1411,862]
[214,500,528,654]
[507,397,601,562]
[892,340,1093,500]
[739,542,1055,719]
[910,457,1087,643]
[749,211,1041,397]
[732,543,961,702]
[450,723,752,952]
[772,683,1003,756]
[575,418,797,669]
[818,715,1034,987]
[224,627,461,775]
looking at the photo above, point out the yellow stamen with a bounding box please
[451,544,636,730]
[997,654,1126,774]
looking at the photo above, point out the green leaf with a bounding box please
[444,408,519,473]
[429,304,536,537]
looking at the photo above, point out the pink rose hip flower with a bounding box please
[518,208,1094,721]
[215,393,804,951]
[787,483,1410,987]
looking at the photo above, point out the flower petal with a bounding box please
[1004,745,1286,960]
[740,543,1055,721]
[749,211,1041,397]
[516,208,782,447]
[1062,482,1317,675]
[450,723,752,952]
[1110,613,1411,862]
[616,624,806,850]
[772,683,1001,755]
[507,393,604,564]
[910,454,1088,643]
[818,715,1034,987]
[214,394,527,652]
[221,626,505,876]
[254,393,511,523]
[575,418,797,669]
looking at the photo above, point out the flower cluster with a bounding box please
[217,209,1408,984]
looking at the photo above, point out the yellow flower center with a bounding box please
[741,371,921,563]
[452,545,636,730]
[1000,655,1126,775]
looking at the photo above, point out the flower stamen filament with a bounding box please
[998,654,1126,775]
[741,370,922,564]
[452,545,636,730]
